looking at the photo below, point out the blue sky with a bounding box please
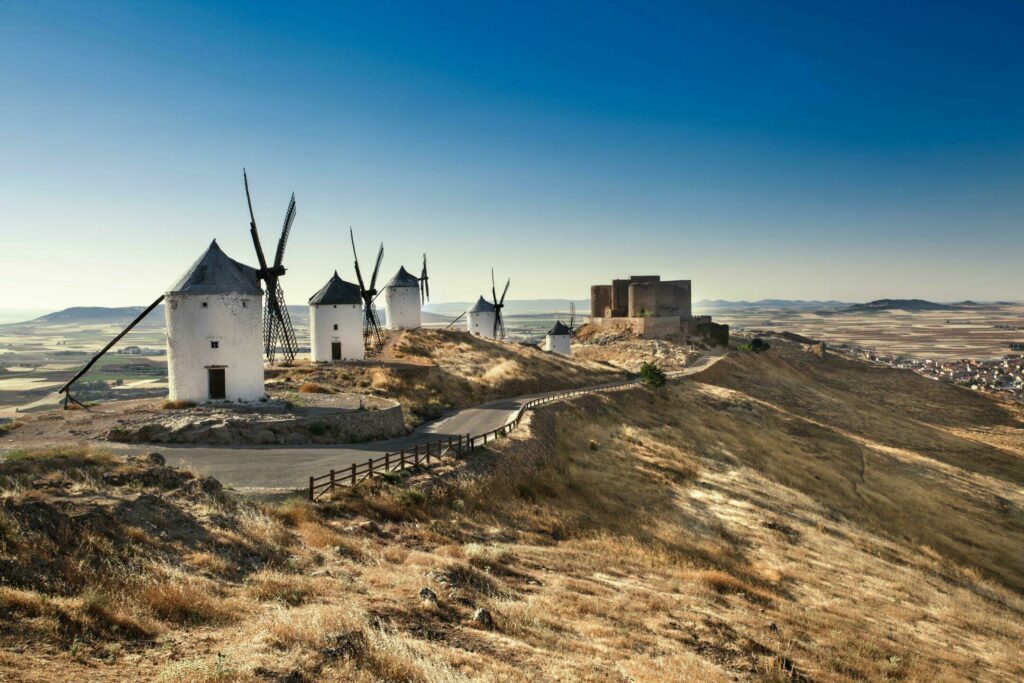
[1,0,1022,309]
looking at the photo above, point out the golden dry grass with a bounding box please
[2,342,1023,681]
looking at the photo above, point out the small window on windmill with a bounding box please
[242,301,247,308]
[333,324,338,330]
[202,302,208,308]
[211,341,219,349]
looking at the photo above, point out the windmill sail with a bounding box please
[350,227,386,354]
[244,170,298,364]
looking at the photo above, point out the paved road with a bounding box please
[109,355,722,491]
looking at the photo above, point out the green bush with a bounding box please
[639,362,666,387]
[738,337,771,353]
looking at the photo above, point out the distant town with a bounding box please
[831,343,1024,401]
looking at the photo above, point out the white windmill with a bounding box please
[309,271,364,362]
[543,303,575,356]
[383,255,429,330]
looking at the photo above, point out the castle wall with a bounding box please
[610,279,630,317]
[590,285,611,319]
[628,281,659,317]
[661,279,692,318]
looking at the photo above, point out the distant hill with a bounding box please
[28,306,162,326]
[695,299,849,310]
[842,299,958,313]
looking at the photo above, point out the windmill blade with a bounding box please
[569,302,575,331]
[349,228,366,292]
[420,253,429,303]
[491,269,497,305]
[273,193,296,268]
[369,243,384,290]
[245,170,270,274]
[445,311,466,329]
[499,278,510,306]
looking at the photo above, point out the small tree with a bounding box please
[639,361,666,387]
[738,337,771,353]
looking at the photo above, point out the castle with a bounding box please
[589,275,716,340]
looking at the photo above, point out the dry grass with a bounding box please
[274,328,625,427]
[298,382,332,394]
[3,340,1024,681]
[161,399,196,410]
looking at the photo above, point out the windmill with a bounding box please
[349,228,386,354]
[419,253,430,305]
[491,269,510,339]
[244,170,298,365]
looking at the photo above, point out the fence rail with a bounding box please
[308,378,640,500]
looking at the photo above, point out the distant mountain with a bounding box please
[843,299,958,313]
[29,306,161,325]
[695,299,850,310]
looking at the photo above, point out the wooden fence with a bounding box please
[308,378,640,501]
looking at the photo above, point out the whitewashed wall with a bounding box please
[544,334,571,355]
[310,304,364,361]
[467,310,496,338]
[384,286,421,330]
[165,293,265,403]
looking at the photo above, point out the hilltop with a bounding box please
[1,336,1022,680]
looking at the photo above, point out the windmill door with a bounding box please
[331,342,342,361]
[208,368,226,400]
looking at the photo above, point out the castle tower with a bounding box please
[383,266,422,330]
[308,271,364,362]
[165,240,265,403]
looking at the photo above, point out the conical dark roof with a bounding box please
[386,266,420,289]
[167,240,262,296]
[309,271,362,306]
[468,296,495,313]
[547,320,571,336]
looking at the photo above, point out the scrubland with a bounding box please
[1,341,1022,681]
[274,328,625,426]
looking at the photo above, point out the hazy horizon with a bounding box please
[2,1,1022,309]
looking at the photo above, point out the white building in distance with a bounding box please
[543,320,571,355]
[165,240,265,403]
[383,266,422,330]
[467,296,496,338]
[308,271,364,362]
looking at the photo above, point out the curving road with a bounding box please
[109,355,722,491]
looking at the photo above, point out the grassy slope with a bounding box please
[1,341,1022,681]
[274,328,626,426]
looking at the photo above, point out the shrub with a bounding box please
[308,422,329,437]
[298,382,331,394]
[738,337,771,353]
[639,362,666,388]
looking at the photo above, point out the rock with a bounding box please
[472,608,495,629]
[418,587,438,604]
[182,476,222,497]
[145,452,166,466]
[768,621,778,632]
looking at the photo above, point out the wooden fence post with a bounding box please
[400,448,405,469]
[414,444,419,465]
[351,462,357,484]
[330,469,335,492]
[367,458,374,478]
[425,442,430,464]
[385,453,390,471]
[309,476,314,501]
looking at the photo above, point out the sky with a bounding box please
[1,0,1022,310]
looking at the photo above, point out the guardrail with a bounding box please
[308,378,641,501]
